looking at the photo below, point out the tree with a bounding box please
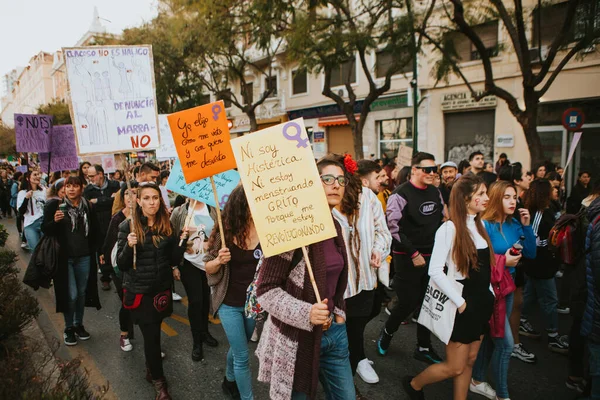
[421,0,600,166]
[37,99,72,125]
[121,12,208,114]
[166,0,287,132]
[0,123,16,158]
[282,0,434,159]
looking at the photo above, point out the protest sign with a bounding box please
[397,144,413,167]
[101,154,117,173]
[167,101,236,183]
[231,118,337,257]
[165,160,240,209]
[63,45,160,155]
[156,114,177,160]
[39,125,79,172]
[15,114,53,152]
[16,165,28,173]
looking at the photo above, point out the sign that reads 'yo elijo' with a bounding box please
[231,118,337,257]
[168,100,236,183]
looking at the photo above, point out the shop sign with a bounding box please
[313,131,325,143]
[370,94,408,112]
[496,134,514,148]
[441,91,497,111]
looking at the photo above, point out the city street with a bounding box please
[10,222,578,400]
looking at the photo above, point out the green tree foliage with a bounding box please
[37,99,72,125]
[0,123,16,158]
[421,0,600,166]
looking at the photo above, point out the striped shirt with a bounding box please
[333,188,392,299]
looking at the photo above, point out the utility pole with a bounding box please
[406,0,419,156]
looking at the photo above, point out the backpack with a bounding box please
[549,210,586,266]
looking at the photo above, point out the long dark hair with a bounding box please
[317,154,361,286]
[209,185,253,249]
[78,162,91,183]
[524,179,551,215]
[133,183,172,247]
[449,175,495,276]
[21,171,43,192]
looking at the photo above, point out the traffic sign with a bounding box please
[562,108,585,131]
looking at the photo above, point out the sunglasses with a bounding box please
[320,174,348,187]
[415,166,438,174]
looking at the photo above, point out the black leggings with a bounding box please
[139,322,163,380]
[113,274,133,336]
[346,289,381,375]
[179,260,210,343]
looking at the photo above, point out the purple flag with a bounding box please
[14,114,53,152]
[39,125,80,173]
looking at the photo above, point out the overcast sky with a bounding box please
[0,0,158,77]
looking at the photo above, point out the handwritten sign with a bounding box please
[165,160,240,209]
[231,118,337,257]
[15,114,53,152]
[63,45,160,155]
[156,114,177,160]
[397,144,413,167]
[167,100,236,183]
[39,125,79,172]
[16,165,28,173]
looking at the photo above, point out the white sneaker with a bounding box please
[251,328,259,342]
[161,351,166,359]
[469,380,496,399]
[20,242,28,249]
[172,292,182,301]
[356,358,379,384]
[120,336,133,352]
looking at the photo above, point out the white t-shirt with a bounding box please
[183,205,215,270]
[17,189,47,227]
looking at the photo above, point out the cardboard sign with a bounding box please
[39,125,79,172]
[156,114,177,160]
[231,118,337,257]
[167,101,236,183]
[101,154,117,173]
[397,144,413,167]
[14,114,53,152]
[165,160,240,209]
[63,45,160,155]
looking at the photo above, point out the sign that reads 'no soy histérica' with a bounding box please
[231,118,337,257]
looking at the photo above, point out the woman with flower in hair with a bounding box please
[329,154,392,389]
[255,155,354,400]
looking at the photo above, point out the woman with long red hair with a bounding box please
[403,175,496,400]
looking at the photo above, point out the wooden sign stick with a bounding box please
[301,246,322,303]
[210,176,226,250]
[123,159,137,270]
[179,199,197,246]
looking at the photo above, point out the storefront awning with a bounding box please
[318,115,360,127]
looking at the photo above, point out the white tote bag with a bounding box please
[417,265,463,345]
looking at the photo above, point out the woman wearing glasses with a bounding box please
[255,156,354,400]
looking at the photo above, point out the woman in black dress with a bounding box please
[117,182,188,400]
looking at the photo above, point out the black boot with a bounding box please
[200,331,219,347]
[222,376,240,399]
[152,377,172,400]
[192,342,204,362]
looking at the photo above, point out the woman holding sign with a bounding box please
[17,170,47,251]
[402,175,500,400]
[205,186,260,400]
[116,182,188,399]
[255,158,354,400]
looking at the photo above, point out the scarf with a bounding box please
[64,197,89,236]
[91,178,109,191]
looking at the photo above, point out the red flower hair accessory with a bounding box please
[343,154,358,175]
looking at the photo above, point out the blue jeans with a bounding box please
[64,256,91,328]
[473,292,515,398]
[291,322,355,400]
[24,217,42,251]
[522,276,558,333]
[219,304,256,400]
[589,341,600,400]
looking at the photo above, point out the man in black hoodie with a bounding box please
[84,164,120,290]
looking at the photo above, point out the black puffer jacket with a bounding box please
[581,198,600,341]
[117,218,186,294]
[524,209,560,280]
[83,179,121,248]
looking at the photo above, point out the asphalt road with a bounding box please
[9,221,580,400]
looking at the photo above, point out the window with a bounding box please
[217,89,232,108]
[292,69,308,95]
[379,118,413,160]
[265,76,277,98]
[241,82,253,104]
[533,0,600,47]
[330,59,356,87]
[375,49,412,78]
[452,21,499,61]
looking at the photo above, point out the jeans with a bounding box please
[24,217,42,252]
[219,304,256,400]
[523,276,559,333]
[386,253,432,348]
[473,292,515,398]
[180,261,210,343]
[589,341,600,400]
[64,256,91,328]
[291,322,356,400]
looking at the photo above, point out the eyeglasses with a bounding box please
[415,166,438,174]
[320,174,347,187]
